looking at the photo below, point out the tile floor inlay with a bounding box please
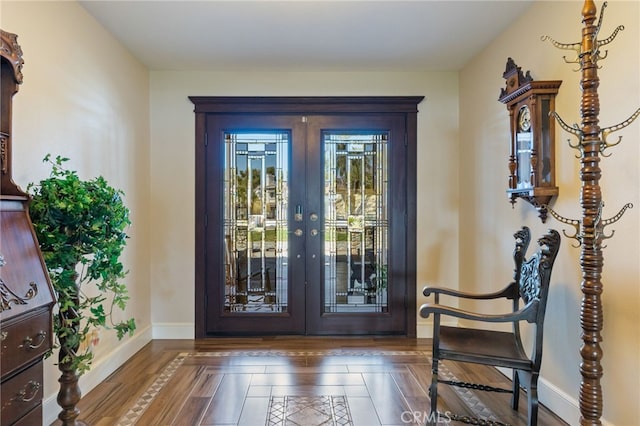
[117,353,187,426]
[267,395,353,426]
[115,350,502,425]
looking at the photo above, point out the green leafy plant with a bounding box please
[375,264,388,289]
[27,154,135,376]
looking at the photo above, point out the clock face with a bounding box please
[518,105,531,132]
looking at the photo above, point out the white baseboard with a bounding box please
[417,321,433,338]
[417,319,458,338]
[42,325,153,425]
[524,372,613,426]
[539,373,581,425]
[496,366,579,425]
[152,322,194,339]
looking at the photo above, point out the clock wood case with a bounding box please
[499,58,561,223]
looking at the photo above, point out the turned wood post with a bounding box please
[578,1,603,424]
[57,356,82,425]
[56,278,86,426]
[545,2,636,422]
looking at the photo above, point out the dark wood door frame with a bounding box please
[191,96,423,338]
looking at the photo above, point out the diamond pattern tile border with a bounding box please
[116,353,187,426]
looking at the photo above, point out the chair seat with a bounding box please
[438,326,532,370]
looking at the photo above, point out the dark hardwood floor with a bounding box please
[54,337,567,426]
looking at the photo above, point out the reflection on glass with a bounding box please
[516,132,533,188]
[324,133,388,313]
[224,132,288,313]
[540,99,551,184]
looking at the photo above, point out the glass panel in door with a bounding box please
[323,133,388,313]
[223,132,289,313]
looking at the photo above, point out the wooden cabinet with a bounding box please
[1,29,56,425]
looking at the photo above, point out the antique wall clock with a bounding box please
[499,58,561,222]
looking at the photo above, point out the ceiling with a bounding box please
[79,0,534,72]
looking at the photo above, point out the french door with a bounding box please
[192,97,422,337]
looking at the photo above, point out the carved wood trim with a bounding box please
[1,132,7,174]
[0,29,24,86]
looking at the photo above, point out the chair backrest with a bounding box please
[512,226,532,290]
[519,229,561,310]
[513,227,561,366]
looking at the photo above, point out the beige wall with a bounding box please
[0,1,152,423]
[459,1,639,424]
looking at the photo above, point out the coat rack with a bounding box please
[541,1,639,424]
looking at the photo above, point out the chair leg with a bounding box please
[428,358,439,425]
[511,369,520,410]
[527,374,539,426]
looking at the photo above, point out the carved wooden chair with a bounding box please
[420,226,561,426]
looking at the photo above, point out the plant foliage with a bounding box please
[28,154,136,375]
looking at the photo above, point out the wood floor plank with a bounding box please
[173,397,210,426]
[361,372,411,425]
[406,363,433,395]
[246,385,271,397]
[404,395,432,419]
[64,382,124,424]
[270,384,346,396]
[237,396,270,426]
[191,372,224,398]
[199,373,253,425]
[347,396,382,426]
[265,364,348,373]
[391,370,429,397]
[202,365,266,374]
[344,385,370,397]
[347,363,409,373]
[91,417,121,426]
[135,365,200,425]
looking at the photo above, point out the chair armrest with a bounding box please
[422,282,518,300]
[419,300,537,323]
